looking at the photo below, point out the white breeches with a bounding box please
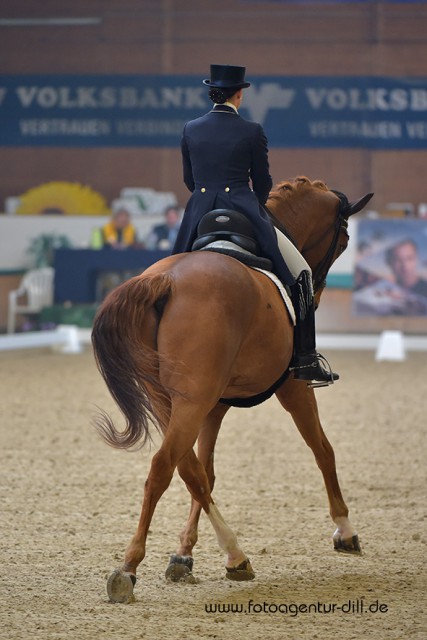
[275,228,311,280]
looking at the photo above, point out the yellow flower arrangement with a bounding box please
[16,181,111,215]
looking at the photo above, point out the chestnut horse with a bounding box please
[91,177,373,603]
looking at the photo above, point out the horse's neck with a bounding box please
[277,199,316,253]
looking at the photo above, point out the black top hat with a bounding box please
[203,65,251,89]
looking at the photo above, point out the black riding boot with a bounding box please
[289,271,339,387]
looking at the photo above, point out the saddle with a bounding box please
[191,209,273,271]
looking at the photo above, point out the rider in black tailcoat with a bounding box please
[172,64,338,386]
[172,64,292,285]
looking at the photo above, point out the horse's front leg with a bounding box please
[276,379,361,554]
[173,448,255,582]
[165,403,230,582]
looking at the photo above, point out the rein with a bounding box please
[306,211,348,294]
[308,190,351,293]
[268,190,350,295]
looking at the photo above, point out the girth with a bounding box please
[219,368,290,408]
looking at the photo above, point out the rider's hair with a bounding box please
[208,87,238,104]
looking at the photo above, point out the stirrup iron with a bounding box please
[290,352,337,388]
[308,354,336,389]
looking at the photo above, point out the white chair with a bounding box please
[7,267,54,334]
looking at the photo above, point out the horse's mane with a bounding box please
[268,176,329,206]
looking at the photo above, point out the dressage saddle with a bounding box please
[191,209,274,274]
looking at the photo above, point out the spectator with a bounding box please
[386,238,427,298]
[91,207,137,249]
[144,205,181,250]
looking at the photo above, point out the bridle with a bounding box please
[268,190,351,295]
[306,190,351,294]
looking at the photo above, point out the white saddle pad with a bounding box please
[253,268,296,325]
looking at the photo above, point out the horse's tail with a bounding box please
[91,272,174,450]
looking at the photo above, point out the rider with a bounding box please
[172,64,338,386]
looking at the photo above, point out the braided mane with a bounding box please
[268,176,329,207]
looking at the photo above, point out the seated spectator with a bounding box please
[144,205,181,251]
[91,207,137,249]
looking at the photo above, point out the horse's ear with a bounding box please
[347,193,374,216]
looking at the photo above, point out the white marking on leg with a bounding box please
[207,504,247,567]
[333,516,356,541]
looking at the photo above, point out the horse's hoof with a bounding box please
[334,534,362,555]
[226,558,255,581]
[165,554,198,584]
[107,569,136,603]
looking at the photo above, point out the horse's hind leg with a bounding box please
[164,497,201,583]
[166,403,230,582]
[107,444,180,603]
[107,402,213,603]
[276,380,361,554]
[175,448,255,581]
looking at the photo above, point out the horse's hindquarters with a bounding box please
[154,252,293,404]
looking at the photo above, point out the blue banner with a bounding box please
[1,75,427,149]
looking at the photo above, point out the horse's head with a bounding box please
[267,176,373,304]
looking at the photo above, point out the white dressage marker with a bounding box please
[375,330,406,362]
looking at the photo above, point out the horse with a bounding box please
[91,176,373,603]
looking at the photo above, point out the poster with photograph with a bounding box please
[353,219,427,316]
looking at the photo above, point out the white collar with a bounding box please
[223,101,238,113]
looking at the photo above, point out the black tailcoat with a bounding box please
[172,105,292,284]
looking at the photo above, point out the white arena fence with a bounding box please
[0,327,426,361]
[0,325,92,353]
